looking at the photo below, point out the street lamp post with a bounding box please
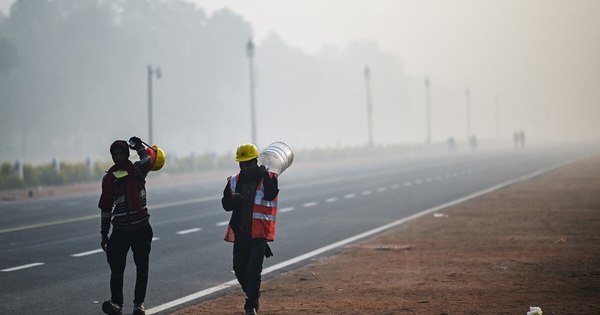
[495,94,500,139]
[147,64,161,145]
[364,66,374,147]
[466,88,471,140]
[425,77,431,144]
[246,38,257,146]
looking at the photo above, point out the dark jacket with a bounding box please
[98,148,153,234]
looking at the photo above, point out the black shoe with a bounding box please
[244,296,260,311]
[245,308,257,315]
[133,303,145,315]
[102,300,123,315]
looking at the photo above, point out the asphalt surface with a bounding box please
[0,144,593,314]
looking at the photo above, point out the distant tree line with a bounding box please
[0,144,433,190]
[0,0,431,165]
[0,152,227,189]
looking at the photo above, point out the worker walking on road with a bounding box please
[222,143,279,315]
[98,137,154,315]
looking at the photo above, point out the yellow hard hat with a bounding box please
[150,145,166,171]
[235,143,259,162]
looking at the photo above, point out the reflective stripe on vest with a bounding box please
[254,190,278,207]
[224,172,278,242]
[252,212,276,221]
[229,174,238,192]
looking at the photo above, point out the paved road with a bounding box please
[0,144,592,314]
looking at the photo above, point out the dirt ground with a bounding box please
[174,155,600,315]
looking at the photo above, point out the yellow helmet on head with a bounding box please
[235,143,259,162]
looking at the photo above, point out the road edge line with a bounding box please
[147,155,581,314]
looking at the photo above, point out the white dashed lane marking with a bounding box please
[35,170,480,274]
[71,249,104,257]
[280,207,295,212]
[176,228,202,235]
[1,262,45,272]
[62,171,471,262]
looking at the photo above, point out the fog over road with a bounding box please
[0,144,594,314]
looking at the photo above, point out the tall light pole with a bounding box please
[465,88,471,140]
[364,66,374,147]
[246,38,257,146]
[147,64,161,145]
[495,94,500,139]
[425,77,431,144]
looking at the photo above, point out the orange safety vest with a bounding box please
[224,172,278,242]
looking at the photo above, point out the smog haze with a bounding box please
[1,0,599,163]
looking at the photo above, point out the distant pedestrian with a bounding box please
[519,130,526,148]
[447,137,456,151]
[221,143,279,315]
[470,135,478,149]
[98,137,154,315]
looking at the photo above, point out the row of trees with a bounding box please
[0,151,235,189]
[0,0,453,164]
[0,143,442,190]
[0,160,110,189]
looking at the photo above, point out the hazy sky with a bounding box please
[188,0,600,142]
[183,1,599,76]
[0,0,9,14]
[4,0,597,84]
[2,0,599,142]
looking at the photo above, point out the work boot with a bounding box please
[133,303,145,315]
[245,308,257,315]
[102,300,123,315]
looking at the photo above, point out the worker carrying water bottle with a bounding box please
[221,143,279,315]
[98,136,165,315]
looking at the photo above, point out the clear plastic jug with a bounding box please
[258,142,294,175]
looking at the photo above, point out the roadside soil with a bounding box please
[174,155,600,315]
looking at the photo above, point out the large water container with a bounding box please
[258,142,294,175]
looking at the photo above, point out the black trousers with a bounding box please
[233,237,267,310]
[106,224,153,305]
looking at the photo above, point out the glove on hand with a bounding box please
[258,165,268,176]
[128,136,143,150]
[231,193,247,203]
[101,234,109,252]
[265,244,273,258]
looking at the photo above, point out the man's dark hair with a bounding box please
[110,140,130,156]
